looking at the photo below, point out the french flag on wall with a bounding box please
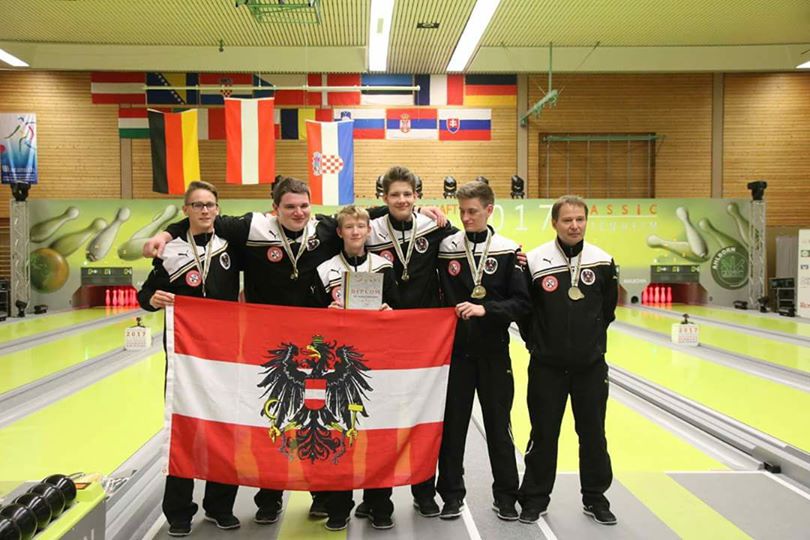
[439,108,492,141]
[225,97,275,185]
[165,297,457,491]
[415,74,464,106]
[386,108,438,140]
[306,119,355,205]
[333,109,386,139]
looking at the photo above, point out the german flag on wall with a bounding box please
[148,109,200,194]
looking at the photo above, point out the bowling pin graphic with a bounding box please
[49,218,108,257]
[117,205,179,261]
[698,218,743,250]
[647,235,708,263]
[86,207,131,262]
[675,207,709,259]
[30,207,80,243]
[726,202,750,246]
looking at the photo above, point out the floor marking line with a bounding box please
[460,506,483,540]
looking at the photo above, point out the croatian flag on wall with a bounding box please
[306,119,355,205]
[225,97,275,185]
[164,297,457,490]
[438,108,492,141]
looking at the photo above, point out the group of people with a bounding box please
[138,166,619,536]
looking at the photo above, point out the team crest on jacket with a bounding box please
[220,252,231,270]
[379,249,395,263]
[541,275,558,292]
[448,260,461,276]
[185,270,201,287]
[414,236,429,254]
[258,335,371,464]
[484,257,498,274]
[267,246,284,262]
[580,268,596,285]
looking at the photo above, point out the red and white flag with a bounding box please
[225,97,275,185]
[165,296,457,491]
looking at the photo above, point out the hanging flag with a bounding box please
[333,109,385,139]
[197,108,226,140]
[148,109,200,194]
[165,296,457,491]
[225,98,275,186]
[464,74,517,107]
[360,74,414,106]
[279,108,333,140]
[386,108,438,140]
[415,74,464,106]
[197,73,255,105]
[438,108,492,141]
[146,73,200,105]
[118,108,150,138]
[307,119,354,205]
[325,74,362,106]
[257,74,323,106]
[91,72,146,105]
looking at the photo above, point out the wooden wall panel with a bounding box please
[0,72,120,219]
[131,108,517,202]
[723,73,810,226]
[526,74,713,200]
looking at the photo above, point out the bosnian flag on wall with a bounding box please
[165,296,456,490]
[225,97,275,185]
[439,108,492,141]
[306,119,355,205]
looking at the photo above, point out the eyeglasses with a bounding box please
[188,202,218,211]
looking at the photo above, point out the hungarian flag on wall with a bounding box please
[148,109,200,194]
[306,119,355,205]
[165,297,457,491]
[225,97,275,185]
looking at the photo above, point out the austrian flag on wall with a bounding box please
[165,297,457,491]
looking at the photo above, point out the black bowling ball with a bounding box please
[12,494,51,532]
[43,474,77,507]
[0,517,22,540]
[0,504,36,540]
[29,483,66,518]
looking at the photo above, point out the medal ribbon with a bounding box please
[186,230,215,297]
[463,229,493,293]
[556,239,582,289]
[385,215,417,279]
[277,219,311,279]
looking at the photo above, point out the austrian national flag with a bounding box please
[225,97,275,185]
[306,119,355,205]
[165,296,457,491]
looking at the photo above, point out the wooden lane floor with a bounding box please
[660,303,810,339]
[0,306,139,343]
[616,306,810,374]
[0,310,164,394]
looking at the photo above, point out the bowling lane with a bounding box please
[509,342,727,473]
[0,352,165,481]
[0,311,164,394]
[616,307,810,374]
[607,328,810,453]
[0,307,126,343]
[662,304,810,339]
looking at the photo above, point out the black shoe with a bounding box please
[492,501,519,521]
[518,507,548,524]
[370,512,394,530]
[583,505,617,525]
[204,513,241,530]
[413,498,441,518]
[309,498,328,518]
[254,501,283,524]
[168,521,192,537]
[439,499,465,520]
[324,516,350,531]
[354,501,371,519]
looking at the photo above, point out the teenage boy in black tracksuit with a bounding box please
[138,181,241,537]
[435,181,530,522]
[518,195,618,526]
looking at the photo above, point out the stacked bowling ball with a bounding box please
[0,474,77,539]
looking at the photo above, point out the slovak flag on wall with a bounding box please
[225,97,275,185]
[306,119,355,205]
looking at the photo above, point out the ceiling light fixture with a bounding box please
[0,49,28,68]
[368,0,395,72]
[446,0,502,72]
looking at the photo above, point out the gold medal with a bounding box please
[276,217,311,283]
[464,229,493,303]
[386,216,417,283]
[568,286,584,301]
[291,270,298,280]
[471,285,487,299]
[401,271,410,282]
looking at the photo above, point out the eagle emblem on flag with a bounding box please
[399,113,411,133]
[257,335,371,463]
